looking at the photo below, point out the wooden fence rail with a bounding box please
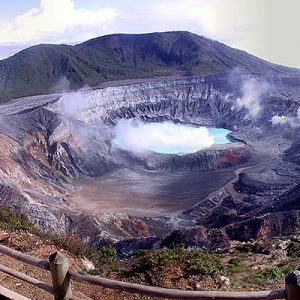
[0,243,297,300]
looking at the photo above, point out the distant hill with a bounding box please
[0,31,299,101]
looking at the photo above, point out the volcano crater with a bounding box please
[0,74,299,253]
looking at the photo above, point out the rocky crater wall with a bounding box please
[0,74,299,253]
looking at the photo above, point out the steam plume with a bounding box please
[113,119,218,154]
[61,90,86,118]
[237,78,270,117]
[272,107,300,128]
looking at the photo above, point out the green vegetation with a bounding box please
[0,206,33,232]
[130,247,224,279]
[1,204,299,290]
[39,234,117,273]
[226,257,243,271]
[131,247,185,273]
[253,266,285,281]
[253,262,293,282]
[287,239,300,258]
[0,205,116,274]
[184,251,224,277]
[0,31,297,102]
[98,245,117,265]
[278,261,294,275]
[42,233,98,258]
[226,256,252,276]
[227,257,243,268]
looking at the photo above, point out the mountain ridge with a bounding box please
[0,31,299,101]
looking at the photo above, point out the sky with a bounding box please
[0,0,299,68]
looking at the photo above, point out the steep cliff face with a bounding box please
[0,72,299,252]
[57,76,245,127]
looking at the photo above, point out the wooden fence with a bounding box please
[0,243,299,300]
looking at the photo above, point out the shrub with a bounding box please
[134,249,147,257]
[133,250,173,273]
[0,205,119,273]
[130,248,224,279]
[99,245,117,265]
[277,261,293,276]
[41,234,96,258]
[45,236,117,274]
[263,267,284,280]
[287,240,300,258]
[254,266,285,281]
[227,257,243,268]
[41,234,117,266]
[0,206,33,232]
[184,252,224,278]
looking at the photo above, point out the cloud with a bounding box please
[113,119,216,155]
[271,107,300,128]
[0,0,244,47]
[236,78,270,118]
[0,0,118,44]
[0,0,299,68]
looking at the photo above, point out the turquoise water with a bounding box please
[113,120,231,155]
[208,128,231,144]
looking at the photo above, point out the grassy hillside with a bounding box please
[0,31,299,101]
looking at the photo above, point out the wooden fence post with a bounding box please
[49,252,72,300]
[285,270,300,300]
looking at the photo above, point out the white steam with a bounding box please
[271,115,288,125]
[237,78,270,117]
[271,107,300,128]
[113,119,216,154]
[60,90,86,118]
[52,76,71,93]
[54,77,91,119]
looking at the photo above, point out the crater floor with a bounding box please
[67,167,238,217]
